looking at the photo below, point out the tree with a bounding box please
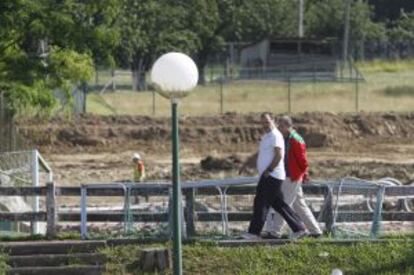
[178,0,240,84]
[236,0,297,41]
[115,0,197,91]
[305,0,386,59]
[0,0,120,115]
[181,0,297,84]
[386,11,414,58]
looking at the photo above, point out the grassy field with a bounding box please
[87,60,414,116]
[0,234,413,274]
[101,238,414,274]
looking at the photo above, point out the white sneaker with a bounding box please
[241,232,261,240]
[291,230,307,240]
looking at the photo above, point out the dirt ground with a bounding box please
[18,112,414,186]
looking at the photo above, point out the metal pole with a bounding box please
[152,90,156,116]
[355,78,359,112]
[298,0,304,38]
[124,186,131,234]
[95,67,99,86]
[229,43,235,77]
[288,78,292,114]
[111,68,116,91]
[342,0,351,63]
[171,99,182,275]
[31,150,39,235]
[80,186,88,239]
[82,82,87,114]
[220,80,224,115]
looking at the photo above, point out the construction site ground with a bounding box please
[18,112,414,187]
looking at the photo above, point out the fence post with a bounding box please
[370,185,386,239]
[313,64,316,83]
[111,68,116,91]
[152,90,156,116]
[46,182,57,239]
[323,186,334,235]
[81,82,88,114]
[168,187,187,239]
[168,188,173,239]
[80,185,88,239]
[95,67,99,86]
[355,78,359,112]
[184,188,196,237]
[219,79,224,115]
[31,150,40,235]
[287,77,292,114]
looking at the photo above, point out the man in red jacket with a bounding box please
[263,115,322,238]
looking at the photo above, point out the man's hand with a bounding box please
[262,167,272,178]
[303,173,310,183]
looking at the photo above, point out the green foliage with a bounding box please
[115,0,198,70]
[236,0,297,41]
[47,46,94,88]
[0,0,117,116]
[388,11,414,42]
[1,0,414,115]
[0,45,94,116]
[305,0,386,42]
[100,245,140,274]
[356,59,414,73]
[0,251,9,275]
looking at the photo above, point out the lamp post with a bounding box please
[150,52,198,275]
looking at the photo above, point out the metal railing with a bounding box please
[0,177,413,239]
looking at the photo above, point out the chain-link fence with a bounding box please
[87,58,414,116]
[0,93,27,153]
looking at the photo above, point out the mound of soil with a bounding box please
[17,112,414,155]
[33,113,414,188]
[200,155,242,171]
[310,160,414,185]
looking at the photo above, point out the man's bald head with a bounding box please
[278,115,293,127]
[278,115,293,136]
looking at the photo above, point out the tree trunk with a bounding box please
[139,248,171,272]
[197,51,209,85]
[131,69,140,91]
[131,59,147,91]
[198,66,206,85]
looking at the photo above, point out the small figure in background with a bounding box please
[132,153,146,204]
[132,153,145,182]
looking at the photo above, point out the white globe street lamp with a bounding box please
[151,52,198,99]
[151,52,198,275]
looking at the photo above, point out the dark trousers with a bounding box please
[248,175,305,235]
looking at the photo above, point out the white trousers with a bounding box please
[264,178,322,235]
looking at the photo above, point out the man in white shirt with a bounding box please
[239,113,306,240]
[263,115,322,239]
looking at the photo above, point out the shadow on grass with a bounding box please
[381,85,414,97]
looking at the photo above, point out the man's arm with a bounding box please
[239,151,258,174]
[292,140,309,181]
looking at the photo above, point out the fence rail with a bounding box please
[0,178,413,239]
